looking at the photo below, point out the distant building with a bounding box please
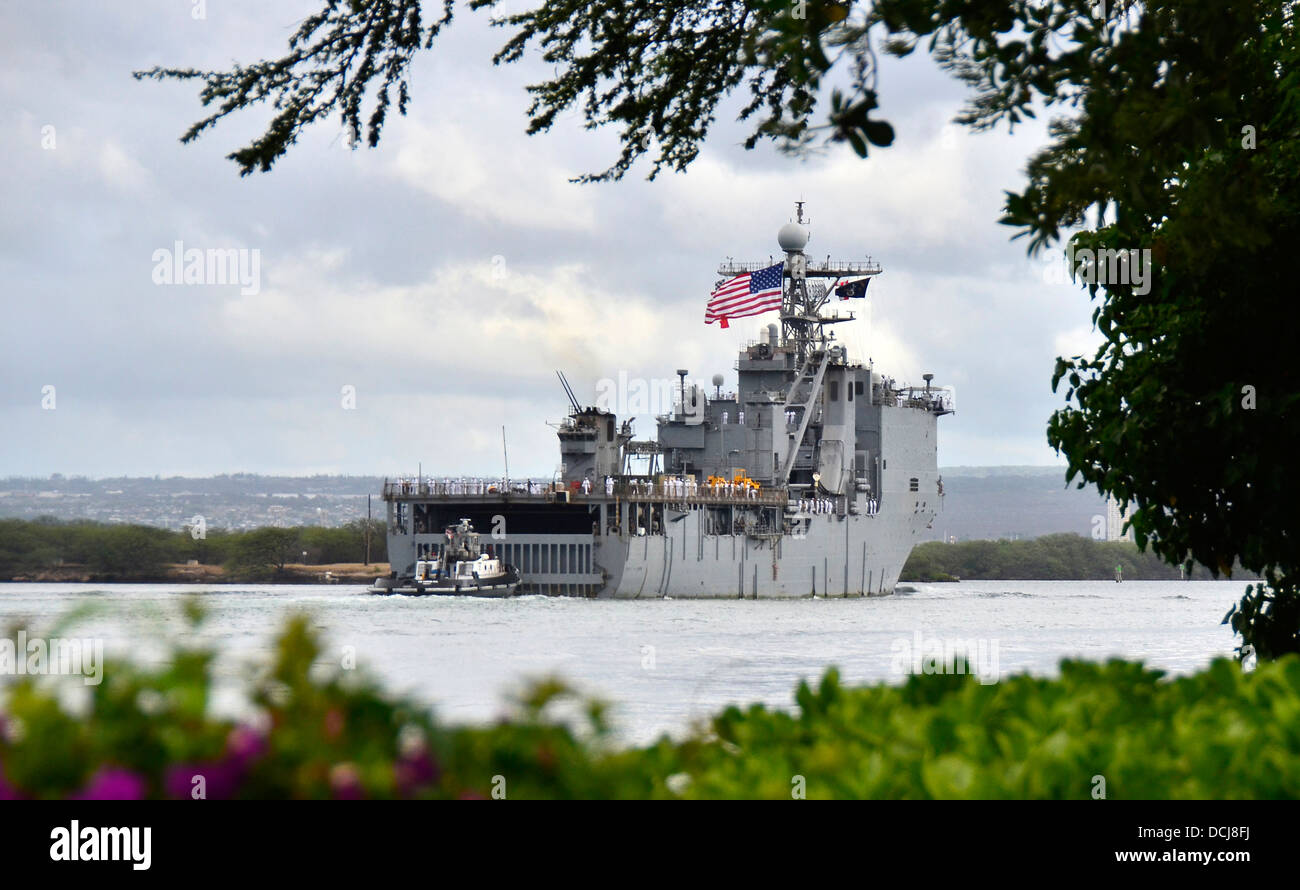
[1105,494,1135,542]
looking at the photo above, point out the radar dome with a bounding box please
[777,222,809,251]
[711,374,725,387]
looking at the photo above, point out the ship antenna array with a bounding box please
[556,370,582,413]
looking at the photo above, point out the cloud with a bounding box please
[386,111,599,233]
[1054,324,1105,361]
[217,252,674,379]
[0,0,1095,475]
[97,140,152,191]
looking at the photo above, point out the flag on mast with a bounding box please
[836,277,870,299]
[705,262,784,329]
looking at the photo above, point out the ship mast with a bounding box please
[716,203,882,364]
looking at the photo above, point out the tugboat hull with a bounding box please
[368,567,521,597]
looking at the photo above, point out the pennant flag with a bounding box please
[706,262,784,329]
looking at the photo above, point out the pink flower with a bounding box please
[71,768,147,800]
[323,709,345,741]
[165,761,244,800]
[165,726,267,799]
[225,726,268,765]
[395,748,441,797]
[0,764,22,801]
[330,763,364,800]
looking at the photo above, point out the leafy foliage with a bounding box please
[1224,579,1300,664]
[135,0,457,174]
[1020,3,1300,659]
[3,607,1298,799]
[869,0,1300,657]
[135,0,899,180]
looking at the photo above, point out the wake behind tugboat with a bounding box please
[369,519,519,597]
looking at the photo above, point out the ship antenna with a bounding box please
[502,425,510,484]
[717,202,880,364]
[556,370,581,413]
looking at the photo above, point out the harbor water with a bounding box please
[0,580,1246,744]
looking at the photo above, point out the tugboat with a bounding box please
[369,519,520,596]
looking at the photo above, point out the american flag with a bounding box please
[705,262,784,329]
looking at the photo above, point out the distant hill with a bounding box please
[929,466,1107,542]
[903,533,1179,581]
[0,474,384,530]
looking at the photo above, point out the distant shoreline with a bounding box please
[1,519,1247,586]
[2,562,386,585]
[898,534,1251,583]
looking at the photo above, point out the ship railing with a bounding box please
[382,478,789,506]
[806,259,882,275]
[382,479,538,498]
[716,259,881,276]
[884,388,955,413]
[611,483,788,507]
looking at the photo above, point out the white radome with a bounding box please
[777,222,809,251]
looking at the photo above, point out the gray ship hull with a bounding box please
[603,504,921,598]
[380,401,940,599]
[382,495,927,599]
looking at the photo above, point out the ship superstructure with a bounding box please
[376,205,952,598]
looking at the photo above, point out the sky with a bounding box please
[0,1,1101,479]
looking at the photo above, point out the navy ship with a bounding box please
[371,205,952,598]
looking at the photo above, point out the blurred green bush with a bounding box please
[3,605,1298,799]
